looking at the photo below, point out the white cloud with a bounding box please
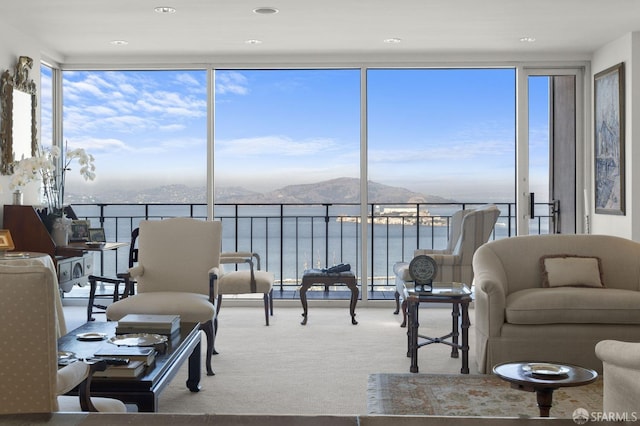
[217,135,337,156]
[215,71,249,95]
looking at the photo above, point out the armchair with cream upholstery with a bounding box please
[393,204,500,326]
[106,218,220,376]
[595,340,640,416]
[0,264,126,414]
[217,251,274,326]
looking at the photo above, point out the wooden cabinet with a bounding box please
[3,205,93,292]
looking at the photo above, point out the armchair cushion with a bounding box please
[540,255,604,288]
[106,291,216,323]
[218,270,274,294]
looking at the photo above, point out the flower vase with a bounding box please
[12,190,23,205]
[51,217,71,246]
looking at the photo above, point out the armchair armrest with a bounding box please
[596,340,640,371]
[57,359,89,395]
[220,251,261,270]
[208,266,220,302]
[78,359,108,412]
[595,340,640,414]
[57,358,108,412]
[127,264,144,278]
[472,246,507,338]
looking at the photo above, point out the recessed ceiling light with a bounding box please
[245,39,263,45]
[154,6,176,14]
[253,7,279,14]
[519,36,536,43]
[384,38,402,44]
[110,40,129,46]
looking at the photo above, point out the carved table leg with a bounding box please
[450,303,460,358]
[347,278,359,325]
[300,279,311,325]
[536,388,554,417]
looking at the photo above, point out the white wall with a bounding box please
[591,32,640,240]
[0,19,43,226]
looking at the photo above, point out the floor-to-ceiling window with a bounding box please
[213,69,361,282]
[55,64,580,296]
[367,68,516,277]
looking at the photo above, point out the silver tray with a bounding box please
[108,333,168,347]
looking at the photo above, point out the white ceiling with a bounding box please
[3,0,640,64]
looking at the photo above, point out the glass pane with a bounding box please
[62,70,207,203]
[213,69,361,280]
[367,68,516,275]
[528,76,550,233]
[40,64,53,150]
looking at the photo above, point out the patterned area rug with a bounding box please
[367,373,602,418]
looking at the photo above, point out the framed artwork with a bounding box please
[594,62,625,215]
[70,220,91,241]
[0,229,15,250]
[88,228,106,242]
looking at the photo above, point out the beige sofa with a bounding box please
[473,234,640,374]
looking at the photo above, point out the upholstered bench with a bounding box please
[300,269,358,325]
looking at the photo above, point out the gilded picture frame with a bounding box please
[0,229,15,250]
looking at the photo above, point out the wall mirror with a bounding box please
[0,56,37,175]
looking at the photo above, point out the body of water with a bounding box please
[74,203,518,288]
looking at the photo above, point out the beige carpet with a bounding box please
[367,373,603,418]
[150,304,479,415]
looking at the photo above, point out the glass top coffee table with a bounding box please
[403,282,472,374]
[58,320,202,412]
[493,361,598,417]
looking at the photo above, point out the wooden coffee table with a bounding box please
[493,361,598,417]
[58,320,202,412]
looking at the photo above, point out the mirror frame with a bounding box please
[0,56,38,175]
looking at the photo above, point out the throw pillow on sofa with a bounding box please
[540,254,605,288]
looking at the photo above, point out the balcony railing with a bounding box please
[71,201,556,299]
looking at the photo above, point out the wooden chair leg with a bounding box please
[269,288,274,315]
[212,294,221,355]
[200,320,215,376]
[263,293,270,326]
[394,290,400,315]
[87,277,98,322]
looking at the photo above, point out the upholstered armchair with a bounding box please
[393,204,500,326]
[595,340,640,416]
[0,264,126,414]
[106,218,220,376]
[217,251,274,326]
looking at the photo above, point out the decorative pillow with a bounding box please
[540,254,605,288]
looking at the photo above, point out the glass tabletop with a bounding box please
[404,281,471,297]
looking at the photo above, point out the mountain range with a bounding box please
[66,177,454,205]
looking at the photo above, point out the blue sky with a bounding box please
[41,67,548,202]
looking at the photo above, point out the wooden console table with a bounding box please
[2,205,125,293]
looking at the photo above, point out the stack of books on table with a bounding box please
[115,314,181,336]
[92,346,157,379]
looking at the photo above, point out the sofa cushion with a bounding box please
[540,254,604,288]
[506,287,640,324]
